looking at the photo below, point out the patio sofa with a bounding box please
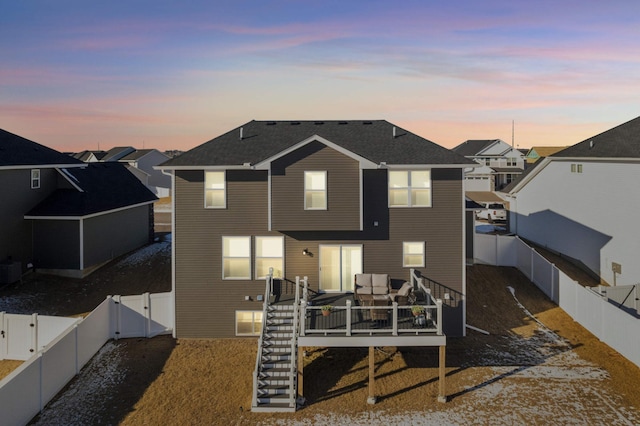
[354,273,413,305]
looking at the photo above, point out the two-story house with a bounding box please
[502,116,640,287]
[1,129,157,279]
[453,139,526,190]
[159,120,476,410]
[160,120,474,337]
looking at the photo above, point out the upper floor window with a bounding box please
[506,158,517,167]
[388,170,431,207]
[570,164,583,173]
[304,171,327,210]
[255,236,284,279]
[31,169,40,189]
[222,236,250,279]
[205,171,225,208]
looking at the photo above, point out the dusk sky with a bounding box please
[2,1,639,153]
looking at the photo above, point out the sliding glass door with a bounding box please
[319,245,362,293]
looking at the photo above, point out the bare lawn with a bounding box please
[1,237,638,425]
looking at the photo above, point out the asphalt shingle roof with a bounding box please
[161,120,475,167]
[26,163,157,217]
[552,116,640,158]
[0,129,83,167]
[451,139,499,157]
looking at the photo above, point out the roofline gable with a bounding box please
[252,134,378,170]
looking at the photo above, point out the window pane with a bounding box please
[256,259,283,279]
[411,189,431,207]
[205,171,225,189]
[306,191,326,209]
[236,311,263,336]
[223,258,250,279]
[389,189,408,206]
[256,237,283,257]
[388,171,408,188]
[411,171,430,188]
[224,237,250,257]
[305,171,326,190]
[205,190,225,208]
[403,242,424,267]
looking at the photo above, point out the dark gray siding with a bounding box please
[83,205,151,269]
[174,167,465,338]
[33,220,80,269]
[271,141,360,231]
[0,168,58,270]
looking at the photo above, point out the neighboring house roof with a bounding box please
[25,162,157,218]
[102,146,136,162]
[465,197,484,209]
[551,116,640,158]
[526,146,567,160]
[451,139,500,157]
[71,150,107,162]
[491,167,524,173]
[499,158,545,193]
[466,191,505,203]
[160,120,476,168]
[0,128,83,168]
[119,149,157,161]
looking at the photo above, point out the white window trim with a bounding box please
[388,170,432,208]
[204,171,226,209]
[235,310,263,336]
[31,169,41,189]
[304,171,327,210]
[403,241,425,267]
[222,236,251,280]
[255,236,284,279]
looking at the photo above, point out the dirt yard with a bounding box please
[1,235,638,424]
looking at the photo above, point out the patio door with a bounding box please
[319,245,362,293]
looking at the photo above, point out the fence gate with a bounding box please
[1,313,37,361]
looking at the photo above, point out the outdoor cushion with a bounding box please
[355,273,372,287]
[371,274,389,295]
[397,281,412,297]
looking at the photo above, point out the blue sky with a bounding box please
[1,0,639,152]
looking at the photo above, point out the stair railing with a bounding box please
[251,268,274,408]
[287,276,303,408]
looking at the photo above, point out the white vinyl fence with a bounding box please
[0,291,173,426]
[475,235,640,369]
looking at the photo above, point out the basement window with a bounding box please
[236,311,263,336]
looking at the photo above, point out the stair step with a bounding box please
[263,332,293,339]
[258,378,292,387]
[257,394,293,404]
[262,353,291,362]
[262,361,292,369]
[260,367,292,377]
[257,384,290,395]
[267,317,293,324]
[251,402,296,413]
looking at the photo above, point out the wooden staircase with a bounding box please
[252,303,298,412]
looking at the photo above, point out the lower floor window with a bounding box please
[236,310,263,336]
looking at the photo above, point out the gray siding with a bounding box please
[33,220,80,269]
[83,205,151,269]
[271,141,360,231]
[0,168,58,269]
[175,166,465,338]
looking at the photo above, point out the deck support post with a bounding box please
[367,346,377,404]
[438,345,447,403]
[297,346,304,400]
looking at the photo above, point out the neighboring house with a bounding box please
[0,129,157,280]
[100,146,136,162]
[70,150,106,162]
[524,146,568,164]
[118,149,171,197]
[158,120,476,339]
[502,116,640,286]
[453,139,525,190]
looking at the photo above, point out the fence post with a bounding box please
[31,313,38,356]
[436,299,443,335]
[530,248,534,282]
[0,311,4,360]
[144,292,151,337]
[113,295,121,340]
[550,263,555,302]
[346,300,352,336]
[300,300,306,337]
[392,302,398,336]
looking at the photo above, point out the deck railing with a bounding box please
[299,299,442,336]
[252,269,274,408]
